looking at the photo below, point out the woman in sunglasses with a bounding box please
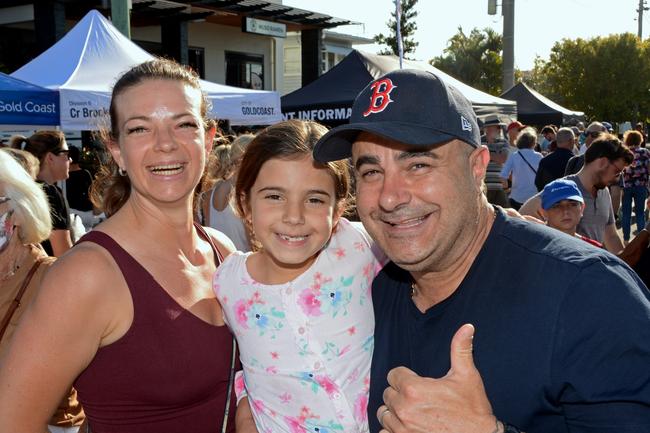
[12,131,73,256]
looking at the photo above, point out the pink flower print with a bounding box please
[284,407,317,433]
[270,351,279,359]
[234,373,246,398]
[314,375,339,397]
[362,262,373,278]
[284,416,306,433]
[338,345,351,357]
[279,392,292,404]
[298,289,323,316]
[266,365,278,374]
[346,367,360,385]
[347,326,356,335]
[234,299,250,329]
[335,247,346,259]
[311,272,332,291]
[354,241,366,252]
[353,392,369,423]
[252,398,267,414]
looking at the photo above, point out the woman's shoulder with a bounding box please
[44,239,120,292]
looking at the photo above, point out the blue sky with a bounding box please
[285,0,647,70]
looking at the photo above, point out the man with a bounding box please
[313,69,650,433]
[566,121,607,175]
[540,178,603,247]
[505,120,525,147]
[534,127,575,191]
[539,124,556,152]
[521,134,633,253]
[481,115,509,207]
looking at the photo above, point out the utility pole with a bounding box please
[638,0,649,38]
[111,0,132,39]
[502,0,515,92]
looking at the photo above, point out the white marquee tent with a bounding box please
[12,10,281,129]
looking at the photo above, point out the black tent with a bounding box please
[500,82,585,126]
[282,50,517,126]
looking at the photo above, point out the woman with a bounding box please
[0,59,240,433]
[201,134,255,252]
[12,131,73,256]
[0,150,85,433]
[500,127,543,210]
[621,130,650,243]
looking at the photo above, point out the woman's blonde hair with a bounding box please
[2,148,40,179]
[0,149,52,244]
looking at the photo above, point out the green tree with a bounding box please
[430,27,503,95]
[530,33,650,122]
[374,0,419,57]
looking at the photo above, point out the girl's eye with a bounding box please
[264,194,282,200]
[179,121,198,129]
[307,197,325,205]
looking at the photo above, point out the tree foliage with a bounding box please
[530,33,650,122]
[430,27,503,95]
[374,0,419,57]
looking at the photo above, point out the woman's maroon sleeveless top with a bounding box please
[74,227,237,433]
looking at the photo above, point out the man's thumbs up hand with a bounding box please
[377,324,498,433]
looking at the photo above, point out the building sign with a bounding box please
[282,107,352,122]
[243,17,286,38]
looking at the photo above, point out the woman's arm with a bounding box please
[0,245,127,432]
[49,229,73,256]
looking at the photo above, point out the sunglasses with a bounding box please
[53,149,70,156]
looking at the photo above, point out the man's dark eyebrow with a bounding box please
[396,149,438,161]
[354,155,380,171]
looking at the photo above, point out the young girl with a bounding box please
[213,120,385,433]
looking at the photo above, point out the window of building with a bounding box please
[225,51,264,90]
[134,40,205,78]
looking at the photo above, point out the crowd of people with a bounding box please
[0,58,649,433]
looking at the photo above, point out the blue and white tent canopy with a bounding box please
[12,10,281,129]
[0,72,59,127]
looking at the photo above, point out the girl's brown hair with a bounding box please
[90,58,215,216]
[235,120,351,249]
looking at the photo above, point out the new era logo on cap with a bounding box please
[461,116,473,132]
[363,78,397,117]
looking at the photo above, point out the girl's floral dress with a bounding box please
[213,218,385,433]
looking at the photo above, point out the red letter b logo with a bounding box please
[363,78,397,117]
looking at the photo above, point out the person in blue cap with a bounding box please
[312,68,650,433]
[540,178,603,248]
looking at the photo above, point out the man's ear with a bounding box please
[469,145,490,188]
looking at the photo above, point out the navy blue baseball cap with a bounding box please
[541,179,584,210]
[313,69,481,162]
